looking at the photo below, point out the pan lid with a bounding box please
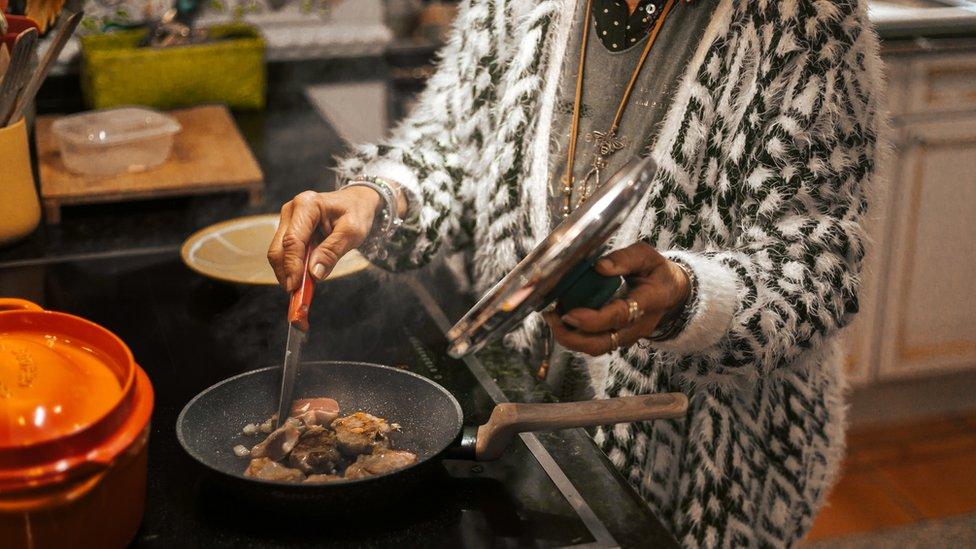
[0,301,133,444]
[446,156,657,357]
[0,329,126,448]
[0,301,154,491]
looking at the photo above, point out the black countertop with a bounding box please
[0,59,677,548]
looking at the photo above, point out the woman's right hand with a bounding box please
[267,187,382,291]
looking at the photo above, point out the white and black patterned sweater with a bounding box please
[336,0,884,546]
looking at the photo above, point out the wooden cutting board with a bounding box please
[35,105,264,224]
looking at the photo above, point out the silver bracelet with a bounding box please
[648,259,698,342]
[344,176,404,260]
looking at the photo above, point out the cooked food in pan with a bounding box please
[234,397,416,483]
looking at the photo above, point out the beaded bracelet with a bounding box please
[344,175,404,260]
[648,258,699,342]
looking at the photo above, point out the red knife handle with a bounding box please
[288,247,315,332]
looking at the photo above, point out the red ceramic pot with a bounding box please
[0,298,154,548]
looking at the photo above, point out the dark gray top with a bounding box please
[548,0,717,224]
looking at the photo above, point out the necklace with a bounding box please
[559,0,676,218]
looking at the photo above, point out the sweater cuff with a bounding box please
[357,158,420,192]
[354,158,422,225]
[651,251,740,354]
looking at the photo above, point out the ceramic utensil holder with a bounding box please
[0,118,41,245]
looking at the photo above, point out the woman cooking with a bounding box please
[268,0,883,546]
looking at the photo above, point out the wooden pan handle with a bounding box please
[474,393,688,461]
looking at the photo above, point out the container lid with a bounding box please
[446,156,658,357]
[50,107,182,148]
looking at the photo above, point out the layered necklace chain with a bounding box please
[559,0,676,218]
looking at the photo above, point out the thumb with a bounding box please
[595,242,665,276]
[307,218,366,281]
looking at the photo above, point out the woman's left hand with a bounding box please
[543,242,690,356]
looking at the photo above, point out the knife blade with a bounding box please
[275,246,316,428]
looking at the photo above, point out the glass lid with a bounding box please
[447,156,658,357]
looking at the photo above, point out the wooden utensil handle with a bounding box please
[287,247,315,332]
[474,393,688,461]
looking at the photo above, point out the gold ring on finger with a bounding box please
[609,329,620,349]
[626,298,643,323]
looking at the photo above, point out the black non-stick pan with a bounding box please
[176,361,687,507]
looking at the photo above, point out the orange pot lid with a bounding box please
[0,329,125,447]
[0,299,145,489]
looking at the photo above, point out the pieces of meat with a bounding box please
[344,448,418,479]
[287,425,343,474]
[244,457,305,482]
[303,473,343,484]
[290,397,340,427]
[236,404,414,484]
[250,422,302,461]
[332,412,392,457]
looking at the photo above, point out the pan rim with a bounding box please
[176,360,465,488]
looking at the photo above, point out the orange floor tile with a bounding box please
[805,410,976,541]
[877,453,976,519]
[806,468,919,540]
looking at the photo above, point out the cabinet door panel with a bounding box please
[878,117,976,378]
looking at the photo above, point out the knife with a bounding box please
[0,28,37,127]
[8,11,83,126]
[275,246,316,428]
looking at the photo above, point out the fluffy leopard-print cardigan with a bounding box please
[337,0,884,546]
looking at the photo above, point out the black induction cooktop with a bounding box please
[0,250,676,548]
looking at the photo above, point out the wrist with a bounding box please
[343,175,407,261]
[666,260,692,317]
[649,259,698,343]
[342,184,384,218]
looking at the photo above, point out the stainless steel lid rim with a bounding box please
[447,157,658,357]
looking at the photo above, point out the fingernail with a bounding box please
[561,314,579,327]
[285,276,294,290]
[311,263,326,280]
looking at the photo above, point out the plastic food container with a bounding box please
[0,298,154,548]
[51,107,181,177]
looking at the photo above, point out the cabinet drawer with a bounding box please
[920,56,976,113]
[888,51,976,117]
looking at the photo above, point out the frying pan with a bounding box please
[177,361,687,507]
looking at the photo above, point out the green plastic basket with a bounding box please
[81,24,266,110]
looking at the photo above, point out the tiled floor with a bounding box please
[805,409,976,541]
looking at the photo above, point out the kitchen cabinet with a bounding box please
[844,37,976,384]
[875,115,976,379]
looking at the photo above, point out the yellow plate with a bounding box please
[180,214,370,285]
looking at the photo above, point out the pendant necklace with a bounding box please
[539,0,679,382]
[560,0,677,218]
